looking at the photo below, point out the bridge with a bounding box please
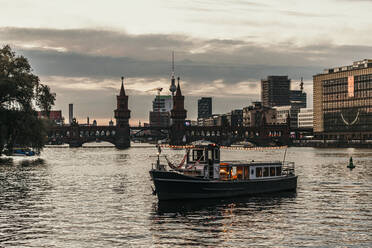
[47,77,290,148]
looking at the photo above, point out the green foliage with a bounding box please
[0,45,55,155]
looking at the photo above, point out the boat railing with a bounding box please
[282,161,295,176]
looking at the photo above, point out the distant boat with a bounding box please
[150,142,297,201]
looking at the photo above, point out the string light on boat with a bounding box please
[160,144,287,150]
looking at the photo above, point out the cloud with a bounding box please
[1,27,371,122]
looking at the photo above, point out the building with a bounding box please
[198,97,212,119]
[261,76,291,107]
[298,108,313,128]
[313,59,372,139]
[37,110,63,125]
[290,90,307,109]
[242,102,276,127]
[149,95,172,127]
[152,95,173,112]
[149,111,171,127]
[69,103,73,124]
[226,109,243,127]
[290,77,307,109]
[274,105,300,129]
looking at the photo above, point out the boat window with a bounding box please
[263,167,269,177]
[208,150,213,161]
[270,167,276,176]
[237,166,244,180]
[214,149,219,160]
[220,165,229,180]
[193,150,204,161]
[256,167,262,177]
[251,169,254,175]
[276,167,282,176]
[244,167,249,179]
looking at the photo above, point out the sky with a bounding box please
[1,0,371,125]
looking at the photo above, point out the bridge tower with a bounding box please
[170,77,187,145]
[114,77,131,148]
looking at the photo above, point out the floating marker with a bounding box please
[347,156,355,169]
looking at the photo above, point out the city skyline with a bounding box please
[1,0,371,124]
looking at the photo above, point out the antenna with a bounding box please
[172,51,174,74]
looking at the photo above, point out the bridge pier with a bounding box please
[69,140,83,148]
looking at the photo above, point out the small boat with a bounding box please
[11,148,36,156]
[150,142,297,201]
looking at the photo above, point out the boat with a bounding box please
[10,148,37,156]
[150,142,297,201]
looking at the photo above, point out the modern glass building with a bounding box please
[313,59,372,139]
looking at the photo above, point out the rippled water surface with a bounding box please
[0,145,371,247]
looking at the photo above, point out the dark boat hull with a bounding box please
[150,170,297,201]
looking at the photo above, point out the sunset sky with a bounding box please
[1,0,371,124]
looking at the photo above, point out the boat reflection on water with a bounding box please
[155,191,297,214]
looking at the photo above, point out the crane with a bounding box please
[146,87,163,95]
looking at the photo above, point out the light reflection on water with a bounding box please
[0,146,371,247]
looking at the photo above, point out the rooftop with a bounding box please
[317,59,372,75]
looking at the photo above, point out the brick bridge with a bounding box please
[48,77,290,148]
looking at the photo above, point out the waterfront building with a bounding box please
[298,108,313,129]
[69,103,73,124]
[274,105,300,129]
[313,59,372,139]
[226,109,243,127]
[242,102,276,127]
[261,76,291,107]
[198,97,212,119]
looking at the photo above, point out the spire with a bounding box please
[176,77,182,96]
[120,76,126,96]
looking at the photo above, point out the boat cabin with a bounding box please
[180,144,293,181]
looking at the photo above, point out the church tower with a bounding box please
[170,77,187,145]
[114,76,131,148]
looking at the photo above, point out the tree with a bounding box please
[0,45,55,155]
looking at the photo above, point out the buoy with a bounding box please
[347,156,355,169]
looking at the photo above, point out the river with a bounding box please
[0,144,371,247]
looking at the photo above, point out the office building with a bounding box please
[290,90,307,109]
[298,108,313,128]
[261,76,291,107]
[313,59,372,139]
[198,97,212,119]
[150,95,172,127]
